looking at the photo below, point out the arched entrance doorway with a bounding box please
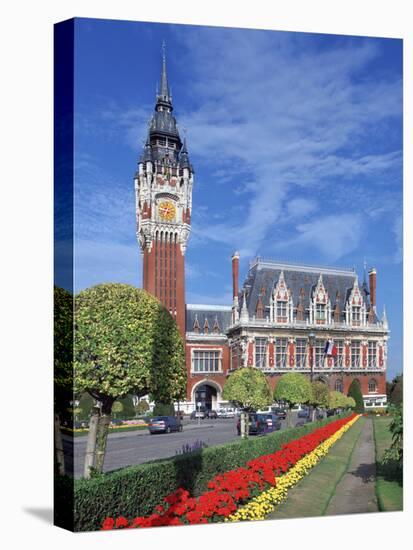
[193,382,220,411]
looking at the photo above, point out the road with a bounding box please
[69,414,308,479]
[71,418,239,479]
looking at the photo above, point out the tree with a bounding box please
[78,393,94,420]
[347,379,365,413]
[112,401,124,419]
[119,395,136,418]
[135,399,150,416]
[274,372,312,428]
[389,375,403,407]
[74,283,186,476]
[153,402,175,416]
[54,285,74,476]
[328,391,347,411]
[308,381,330,420]
[346,396,356,410]
[223,367,272,438]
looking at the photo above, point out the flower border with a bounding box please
[227,414,360,522]
[102,414,359,529]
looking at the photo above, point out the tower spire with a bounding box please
[157,40,172,106]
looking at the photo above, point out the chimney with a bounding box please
[369,267,377,311]
[232,251,240,299]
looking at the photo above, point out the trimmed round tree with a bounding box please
[74,283,186,475]
[347,379,365,413]
[328,390,347,412]
[309,381,330,420]
[346,396,356,410]
[274,372,312,427]
[222,367,272,438]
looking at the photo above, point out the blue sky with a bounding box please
[69,18,403,379]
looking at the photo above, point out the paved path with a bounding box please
[325,417,378,516]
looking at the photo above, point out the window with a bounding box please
[335,379,343,393]
[296,338,307,369]
[368,341,377,368]
[231,345,241,370]
[351,341,361,368]
[352,306,361,326]
[192,350,221,373]
[315,340,325,368]
[368,379,377,393]
[275,338,288,368]
[276,300,287,322]
[315,303,326,323]
[334,340,344,368]
[255,338,267,368]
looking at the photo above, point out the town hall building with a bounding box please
[134,49,389,412]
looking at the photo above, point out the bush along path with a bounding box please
[373,415,403,512]
[101,414,359,529]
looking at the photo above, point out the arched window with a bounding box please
[335,379,343,393]
[368,379,377,393]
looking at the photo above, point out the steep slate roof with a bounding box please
[186,304,232,334]
[241,259,373,321]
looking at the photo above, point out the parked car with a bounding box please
[148,416,183,434]
[297,407,310,418]
[206,410,218,419]
[219,408,236,418]
[272,407,287,420]
[237,413,280,436]
[262,413,282,431]
[190,409,206,420]
[326,409,336,417]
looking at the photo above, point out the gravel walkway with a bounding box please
[325,416,378,516]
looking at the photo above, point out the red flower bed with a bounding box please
[102,414,356,530]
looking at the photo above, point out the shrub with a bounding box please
[347,379,364,413]
[64,413,349,531]
[152,402,175,416]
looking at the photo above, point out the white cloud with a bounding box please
[274,214,364,263]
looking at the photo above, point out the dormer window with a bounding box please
[310,274,331,325]
[270,271,293,324]
[315,303,326,323]
[276,300,287,322]
[352,306,361,325]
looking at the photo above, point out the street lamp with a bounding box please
[309,332,316,382]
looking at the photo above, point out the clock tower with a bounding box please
[135,45,194,336]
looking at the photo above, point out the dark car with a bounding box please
[326,409,336,417]
[262,413,282,431]
[272,407,287,420]
[237,413,278,436]
[206,410,218,419]
[297,407,310,418]
[148,416,183,434]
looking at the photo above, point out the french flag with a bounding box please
[324,340,337,357]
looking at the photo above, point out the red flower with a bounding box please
[102,517,115,530]
[115,516,129,528]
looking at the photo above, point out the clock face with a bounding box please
[158,201,176,222]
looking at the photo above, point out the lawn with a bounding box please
[372,415,403,512]
[266,416,366,520]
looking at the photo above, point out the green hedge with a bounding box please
[56,413,349,532]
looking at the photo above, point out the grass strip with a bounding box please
[265,416,365,520]
[372,416,403,512]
